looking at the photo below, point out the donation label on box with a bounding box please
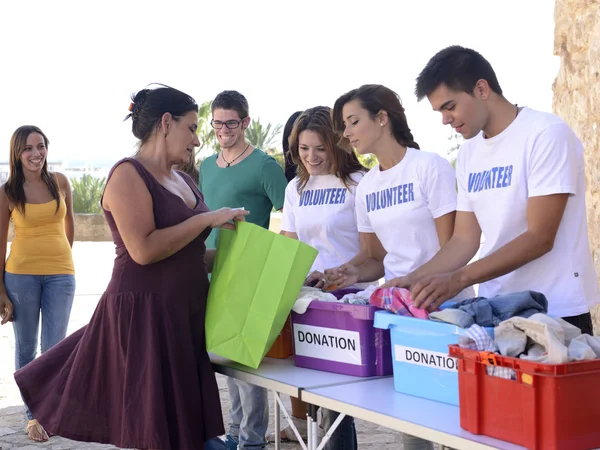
[294,323,362,365]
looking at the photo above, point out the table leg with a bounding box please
[306,414,313,450]
[276,394,308,450]
[315,412,346,450]
[308,404,319,450]
[273,390,280,450]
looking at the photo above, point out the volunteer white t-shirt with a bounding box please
[281,172,364,273]
[456,107,600,317]
[356,148,457,281]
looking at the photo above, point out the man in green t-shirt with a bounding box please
[199,90,287,450]
[200,90,287,250]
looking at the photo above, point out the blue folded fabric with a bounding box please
[436,291,548,327]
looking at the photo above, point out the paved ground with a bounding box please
[0,242,405,449]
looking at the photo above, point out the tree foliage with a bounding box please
[71,174,106,214]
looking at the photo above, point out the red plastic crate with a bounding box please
[449,345,600,450]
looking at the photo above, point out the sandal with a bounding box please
[26,419,49,442]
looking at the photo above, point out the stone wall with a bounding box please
[7,214,113,242]
[553,0,600,331]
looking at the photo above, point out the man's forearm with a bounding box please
[409,236,480,284]
[347,250,370,268]
[456,230,552,289]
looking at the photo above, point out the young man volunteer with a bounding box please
[385,45,598,335]
[199,90,287,449]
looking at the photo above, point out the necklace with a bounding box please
[220,143,250,168]
[484,104,520,139]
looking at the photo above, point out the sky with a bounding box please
[0,0,559,167]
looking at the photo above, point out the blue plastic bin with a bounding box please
[374,310,493,405]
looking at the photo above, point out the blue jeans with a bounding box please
[321,408,357,450]
[205,437,229,450]
[6,273,76,420]
[226,378,268,449]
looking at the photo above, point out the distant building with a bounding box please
[0,161,65,184]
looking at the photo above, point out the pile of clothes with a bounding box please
[292,286,378,313]
[459,314,600,379]
[293,286,600,374]
[293,286,550,326]
[292,285,429,315]
[430,291,548,327]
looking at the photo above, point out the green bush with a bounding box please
[71,174,106,214]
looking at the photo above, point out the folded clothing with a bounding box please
[293,287,338,314]
[337,285,377,305]
[430,308,476,328]
[430,291,548,327]
[495,313,600,364]
[292,287,368,314]
[459,324,496,352]
[459,313,600,370]
[369,287,430,319]
[458,324,516,380]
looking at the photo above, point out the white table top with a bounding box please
[210,354,387,397]
[302,377,525,450]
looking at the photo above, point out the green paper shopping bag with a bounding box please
[205,221,317,368]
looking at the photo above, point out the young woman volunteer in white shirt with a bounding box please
[279,105,366,450]
[325,84,471,450]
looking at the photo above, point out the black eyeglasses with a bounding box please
[210,118,247,129]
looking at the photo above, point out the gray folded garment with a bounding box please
[430,309,475,328]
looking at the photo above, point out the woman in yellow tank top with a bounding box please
[0,125,75,442]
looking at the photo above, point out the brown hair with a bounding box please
[211,90,249,119]
[176,149,200,184]
[332,84,420,150]
[5,125,60,215]
[288,106,365,193]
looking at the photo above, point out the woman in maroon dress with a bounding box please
[14,85,247,450]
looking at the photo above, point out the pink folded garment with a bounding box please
[369,287,430,319]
